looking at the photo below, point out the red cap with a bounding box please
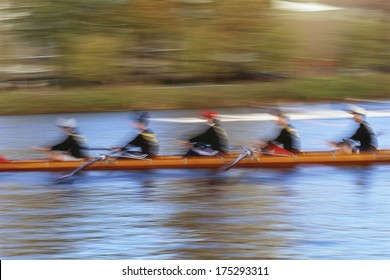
[200,110,218,119]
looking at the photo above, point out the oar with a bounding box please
[257,151,295,157]
[116,152,148,160]
[221,146,253,172]
[85,147,112,151]
[56,151,118,181]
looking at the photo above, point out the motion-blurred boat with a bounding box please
[0,150,389,172]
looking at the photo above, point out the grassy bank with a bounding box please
[0,74,388,115]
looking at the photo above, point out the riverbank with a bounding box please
[0,74,388,115]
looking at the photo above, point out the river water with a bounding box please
[0,103,389,259]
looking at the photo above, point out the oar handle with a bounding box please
[84,147,113,151]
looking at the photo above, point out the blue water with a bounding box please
[0,103,389,259]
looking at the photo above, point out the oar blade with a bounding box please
[56,173,74,181]
[55,155,107,181]
[220,147,252,172]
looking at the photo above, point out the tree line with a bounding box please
[5,0,389,85]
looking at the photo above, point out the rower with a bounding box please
[113,112,159,158]
[328,105,377,153]
[33,118,88,161]
[180,110,229,157]
[256,113,300,154]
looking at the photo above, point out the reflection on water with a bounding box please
[1,166,389,260]
[160,177,290,260]
[0,106,389,259]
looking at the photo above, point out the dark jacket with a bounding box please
[346,121,377,151]
[51,132,87,158]
[124,129,159,156]
[189,123,229,153]
[269,125,300,153]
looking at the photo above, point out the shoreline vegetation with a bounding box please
[0,74,388,116]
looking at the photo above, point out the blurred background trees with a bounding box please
[0,0,388,87]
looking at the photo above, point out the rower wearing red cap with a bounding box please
[180,110,229,157]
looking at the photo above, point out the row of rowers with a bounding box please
[33,107,378,161]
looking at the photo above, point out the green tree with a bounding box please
[340,17,389,70]
[178,0,273,79]
[15,0,290,84]
[63,34,125,82]
[17,0,127,83]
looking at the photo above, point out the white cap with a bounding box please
[346,105,366,116]
[56,118,77,128]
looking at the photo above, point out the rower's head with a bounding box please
[347,105,366,123]
[56,118,77,133]
[276,113,289,127]
[133,111,150,130]
[200,110,218,125]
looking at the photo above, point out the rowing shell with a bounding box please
[0,150,389,172]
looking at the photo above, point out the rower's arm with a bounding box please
[269,129,286,145]
[123,134,142,150]
[51,136,72,151]
[189,128,212,144]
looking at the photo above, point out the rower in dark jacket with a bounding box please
[328,106,377,153]
[257,113,300,154]
[33,118,87,161]
[114,112,159,158]
[180,110,228,157]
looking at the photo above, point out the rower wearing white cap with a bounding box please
[328,105,377,153]
[33,118,88,161]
